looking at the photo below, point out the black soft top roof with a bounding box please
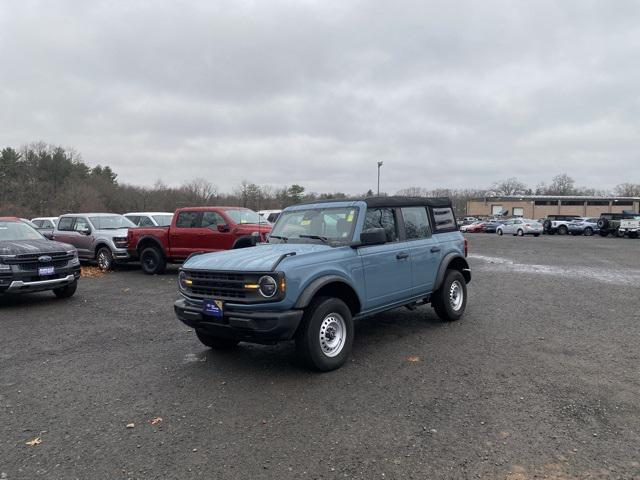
[297,196,452,208]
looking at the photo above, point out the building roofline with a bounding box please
[470,195,640,201]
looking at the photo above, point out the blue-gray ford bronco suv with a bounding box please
[174,197,471,371]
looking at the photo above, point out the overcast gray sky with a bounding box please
[1,0,639,193]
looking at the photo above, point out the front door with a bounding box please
[196,211,235,252]
[358,207,412,310]
[170,211,202,259]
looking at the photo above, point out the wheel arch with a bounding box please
[294,276,362,316]
[232,236,256,249]
[136,236,166,258]
[435,253,471,290]
[94,242,111,258]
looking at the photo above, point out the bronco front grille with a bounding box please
[181,270,284,303]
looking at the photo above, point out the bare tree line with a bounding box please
[1,143,638,218]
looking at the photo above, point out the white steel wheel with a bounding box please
[319,313,347,357]
[449,280,464,312]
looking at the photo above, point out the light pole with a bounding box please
[377,161,383,196]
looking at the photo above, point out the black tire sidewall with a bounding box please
[584,227,593,236]
[141,247,165,274]
[435,270,467,321]
[53,279,78,298]
[297,297,353,371]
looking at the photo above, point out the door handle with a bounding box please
[430,246,441,253]
[396,252,409,260]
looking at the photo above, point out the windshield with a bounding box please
[223,209,264,225]
[0,221,45,241]
[89,216,136,230]
[152,214,173,226]
[269,207,358,245]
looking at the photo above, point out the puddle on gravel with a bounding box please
[469,254,640,286]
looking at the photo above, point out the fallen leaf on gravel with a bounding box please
[407,355,421,363]
[123,288,130,293]
[25,437,41,446]
[126,423,135,429]
[150,417,163,425]
[81,266,105,277]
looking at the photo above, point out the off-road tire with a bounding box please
[141,246,167,275]
[432,270,467,322]
[629,232,638,239]
[599,230,608,237]
[295,296,353,372]
[53,280,78,298]
[96,247,114,271]
[542,219,552,233]
[195,330,239,349]
[597,218,609,230]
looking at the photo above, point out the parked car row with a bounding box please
[2,197,472,372]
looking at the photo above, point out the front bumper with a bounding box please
[3,268,80,293]
[112,248,131,261]
[174,297,304,344]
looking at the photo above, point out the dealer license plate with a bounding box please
[39,266,55,276]
[203,299,224,318]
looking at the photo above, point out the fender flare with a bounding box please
[294,275,360,310]
[232,235,256,249]
[434,253,471,291]
[136,235,165,256]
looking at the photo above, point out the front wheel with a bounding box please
[53,279,77,298]
[558,225,568,235]
[296,297,353,372]
[195,330,239,349]
[96,247,114,271]
[584,227,593,236]
[629,232,638,239]
[140,246,167,275]
[517,229,524,236]
[533,233,540,237]
[497,229,503,236]
[432,270,467,322]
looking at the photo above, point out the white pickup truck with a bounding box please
[619,218,640,239]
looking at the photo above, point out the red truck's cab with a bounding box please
[127,206,272,274]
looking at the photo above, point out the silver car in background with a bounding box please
[496,218,543,237]
[52,213,136,270]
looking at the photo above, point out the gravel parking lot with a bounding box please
[2,235,639,479]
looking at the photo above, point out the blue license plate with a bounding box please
[203,299,224,318]
[39,266,55,276]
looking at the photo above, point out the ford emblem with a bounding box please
[38,255,52,263]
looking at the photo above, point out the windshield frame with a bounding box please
[268,206,360,246]
[0,220,46,242]
[223,209,266,226]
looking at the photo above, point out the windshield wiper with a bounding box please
[268,235,288,243]
[298,234,329,244]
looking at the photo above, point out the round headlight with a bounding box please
[178,271,191,290]
[258,275,278,298]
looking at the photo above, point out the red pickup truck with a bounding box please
[127,206,272,274]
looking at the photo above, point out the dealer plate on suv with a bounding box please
[203,299,224,318]
[39,266,55,276]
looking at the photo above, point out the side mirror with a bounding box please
[217,224,230,233]
[357,228,387,247]
[81,228,91,235]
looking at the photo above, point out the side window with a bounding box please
[74,217,90,232]
[201,211,225,228]
[43,220,54,228]
[175,211,200,228]
[32,220,43,228]
[139,216,155,227]
[364,208,398,242]
[126,216,141,225]
[431,207,456,232]
[57,217,74,231]
[401,207,431,240]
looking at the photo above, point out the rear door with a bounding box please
[358,207,413,309]
[170,211,202,259]
[400,206,441,295]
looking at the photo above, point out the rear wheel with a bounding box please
[497,229,503,236]
[533,233,540,237]
[96,247,114,271]
[584,227,593,236]
[296,297,353,371]
[432,270,467,322]
[599,230,608,237]
[53,279,77,298]
[195,330,239,349]
[140,246,167,275]
[629,232,638,239]
[517,229,524,236]
[558,225,568,235]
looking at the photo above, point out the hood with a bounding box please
[184,242,332,272]
[96,227,130,237]
[0,238,75,256]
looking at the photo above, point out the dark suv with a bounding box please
[0,217,81,297]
